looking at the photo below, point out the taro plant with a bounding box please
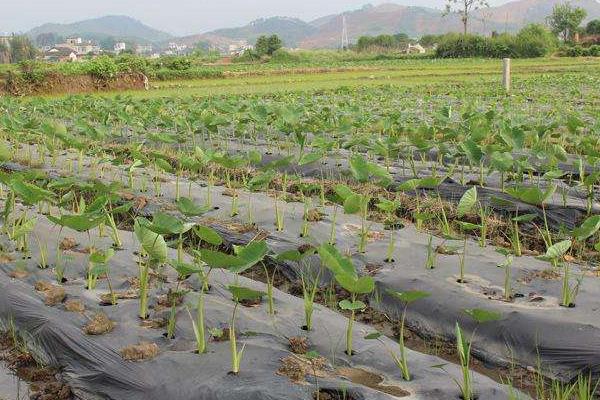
[186,224,224,353]
[134,218,168,319]
[276,248,319,330]
[367,290,430,381]
[376,197,402,262]
[226,285,265,374]
[443,309,502,400]
[318,243,374,355]
[141,212,195,263]
[334,184,371,253]
[538,239,581,307]
[88,248,116,302]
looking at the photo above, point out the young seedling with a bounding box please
[134,218,168,319]
[370,290,430,381]
[376,197,402,262]
[334,184,371,253]
[436,309,502,400]
[318,244,374,355]
[538,240,581,307]
[425,235,437,269]
[226,285,265,374]
[497,251,514,302]
[510,213,537,257]
[142,212,195,264]
[276,248,319,329]
[88,249,116,302]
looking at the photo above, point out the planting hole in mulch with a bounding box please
[313,388,359,400]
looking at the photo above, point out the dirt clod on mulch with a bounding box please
[306,209,324,222]
[64,299,85,313]
[289,336,309,354]
[277,354,328,383]
[59,237,78,251]
[84,313,115,335]
[120,342,159,361]
[34,281,66,306]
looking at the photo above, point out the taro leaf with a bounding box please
[111,202,133,215]
[248,150,262,165]
[387,290,431,304]
[10,218,36,240]
[490,151,514,172]
[583,171,600,187]
[275,249,303,262]
[460,139,483,164]
[154,158,174,174]
[339,299,366,311]
[227,285,265,302]
[149,212,194,235]
[176,197,210,217]
[134,219,167,263]
[397,179,420,192]
[317,244,356,278]
[376,198,399,213]
[506,184,556,206]
[343,194,363,214]
[364,331,382,340]
[262,156,294,171]
[457,187,477,218]
[0,142,12,162]
[247,171,275,191]
[197,249,244,269]
[456,221,481,231]
[573,215,600,242]
[230,240,269,273]
[464,308,502,323]
[9,179,55,205]
[542,169,566,180]
[334,184,355,201]
[417,177,444,189]
[349,155,370,183]
[595,242,600,252]
[48,213,105,232]
[298,152,323,166]
[89,248,115,265]
[539,240,572,261]
[512,213,538,223]
[86,195,109,213]
[170,260,201,277]
[194,225,223,246]
[336,274,374,295]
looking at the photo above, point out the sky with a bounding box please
[2,0,517,36]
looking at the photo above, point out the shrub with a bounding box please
[515,24,558,57]
[86,56,119,80]
[115,54,149,75]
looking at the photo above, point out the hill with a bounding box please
[176,0,600,49]
[27,15,173,44]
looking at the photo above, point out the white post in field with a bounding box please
[502,58,511,93]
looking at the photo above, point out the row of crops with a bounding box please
[0,70,598,399]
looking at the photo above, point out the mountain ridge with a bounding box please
[27,15,173,44]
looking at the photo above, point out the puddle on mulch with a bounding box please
[337,367,409,398]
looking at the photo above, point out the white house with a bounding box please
[114,42,127,54]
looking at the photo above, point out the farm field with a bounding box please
[0,57,599,400]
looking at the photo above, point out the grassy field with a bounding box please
[112,57,600,98]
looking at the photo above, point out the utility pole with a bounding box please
[341,14,349,50]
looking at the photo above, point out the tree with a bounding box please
[34,33,63,47]
[547,3,587,42]
[586,19,600,35]
[444,0,489,35]
[254,34,282,56]
[9,35,37,63]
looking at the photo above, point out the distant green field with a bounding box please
[106,57,600,99]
